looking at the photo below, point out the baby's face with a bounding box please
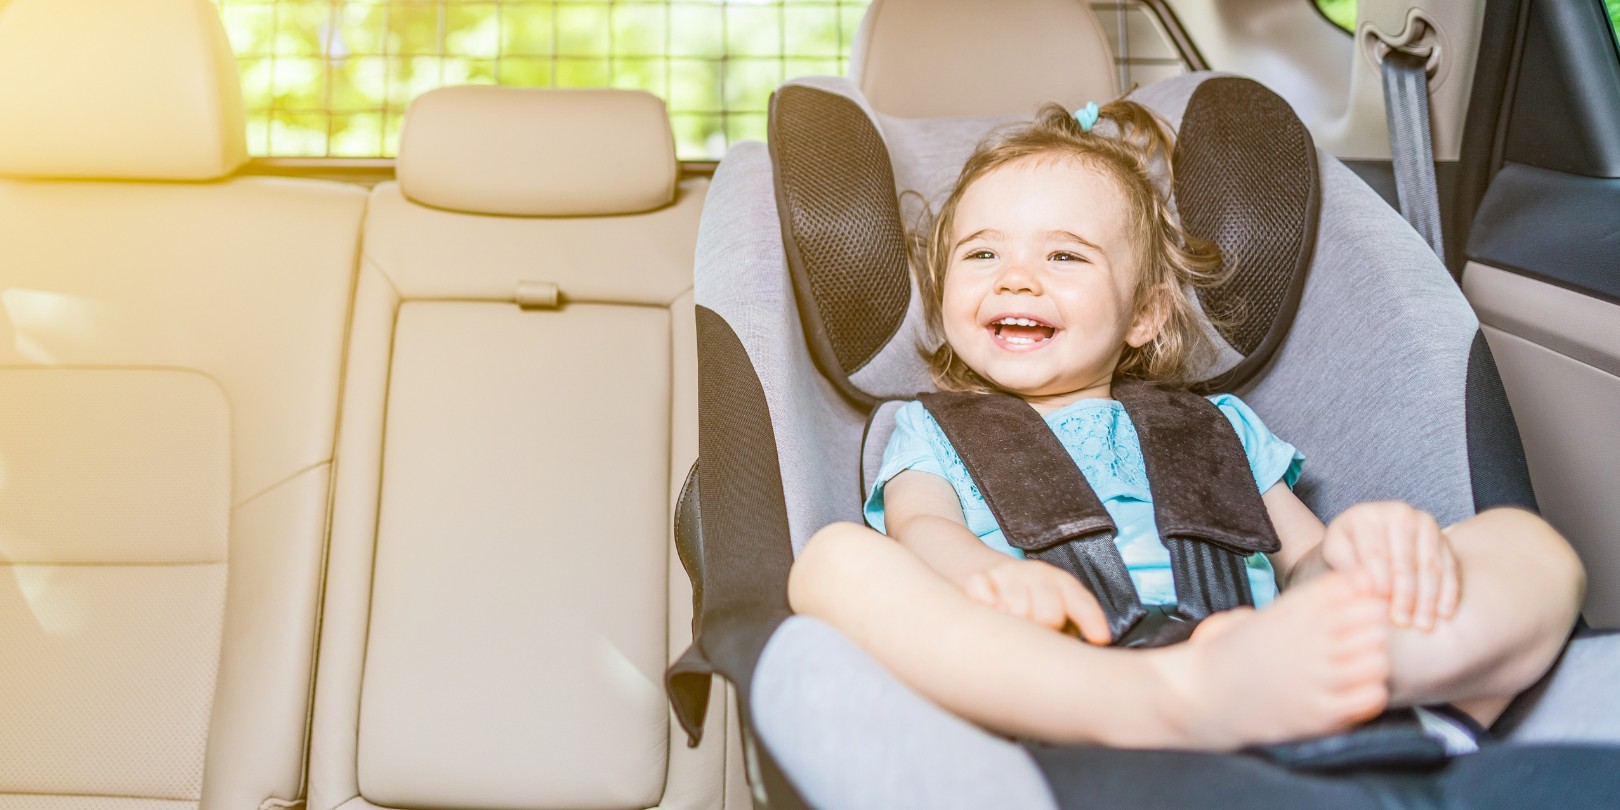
[942,157,1152,400]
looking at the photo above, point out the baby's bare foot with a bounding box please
[1148,574,1391,750]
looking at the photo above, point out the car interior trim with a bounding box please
[1502,0,1620,179]
[1462,262,1620,380]
[1466,163,1620,306]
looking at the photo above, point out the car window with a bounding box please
[1608,0,1620,56]
[213,0,871,161]
[1313,0,1354,32]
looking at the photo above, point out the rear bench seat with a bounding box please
[306,86,744,810]
[0,1,366,809]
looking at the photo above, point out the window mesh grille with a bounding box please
[213,0,870,160]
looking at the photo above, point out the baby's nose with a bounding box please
[995,261,1042,294]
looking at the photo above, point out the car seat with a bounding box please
[0,1,368,807]
[668,66,1620,810]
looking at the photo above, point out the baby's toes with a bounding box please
[1330,681,1391,727]
[1324,638,1391,690]
[1324,591,1389,640]
[1310,575,1372,623]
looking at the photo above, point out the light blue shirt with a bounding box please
[864,393,1304,607]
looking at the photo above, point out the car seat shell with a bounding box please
[678,70,1620,809]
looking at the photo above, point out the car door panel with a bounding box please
[1465,264,1620,625]
[1458,0,1620,625]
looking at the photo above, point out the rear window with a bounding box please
[1313,0,1354,32]
[214,0,871,161]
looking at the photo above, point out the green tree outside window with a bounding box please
[214,0,870,160]
[1314,0,1355,31]
[1608,0,1620,55]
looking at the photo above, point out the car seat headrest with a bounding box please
[850,0,1118,119]
[398,86,678,217]
[768,73,1319,405]
[0,0,248,181]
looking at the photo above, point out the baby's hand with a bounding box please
[1320,502,1461,631]
[963,559,1112,644]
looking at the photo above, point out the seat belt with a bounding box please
[1381,48,1446,259]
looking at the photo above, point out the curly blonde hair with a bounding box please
[919,99,1227,393]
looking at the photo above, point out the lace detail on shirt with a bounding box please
[919,417,987,506]
[1049,407,1149,491]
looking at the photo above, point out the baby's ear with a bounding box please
[1126,285,1171,348]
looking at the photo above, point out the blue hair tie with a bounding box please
[1073,101,1100,132]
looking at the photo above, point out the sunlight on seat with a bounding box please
[4,562,82,637]
[1,288,104,364]
[594,636,664,700]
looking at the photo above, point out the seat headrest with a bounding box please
[0,0,247,181]
[397,86,678,217]
[767,74,1319,404]
[850,0,1119,118]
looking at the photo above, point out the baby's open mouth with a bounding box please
[991,316,1056,345]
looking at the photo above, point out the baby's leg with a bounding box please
[1381,507,1584,726]
[790,522,1390,749]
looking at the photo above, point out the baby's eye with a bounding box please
[1049,251,1088,263]
[963,249,996,261]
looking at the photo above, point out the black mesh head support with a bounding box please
[1174,77,1320,391]
[768,84,912,406]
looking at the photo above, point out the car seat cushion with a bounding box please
[397,86,678,217]
[0,0,248,181]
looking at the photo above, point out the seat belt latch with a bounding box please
[516,281,562,309]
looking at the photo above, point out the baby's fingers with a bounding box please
[1057,577,1112,645]
[1021,580,1066,630]
[1321,529,1374,592]
[963,571,998,608]
[1438,532,1462,621]
[1000,578,1033,622]
[1411,514,1445,630]
[1384,516,1419,627]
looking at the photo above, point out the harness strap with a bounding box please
[919,385,1284,642]
[1113,380,1282,619]
[919,391,1148,641]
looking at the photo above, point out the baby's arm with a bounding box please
[883,470,1010,585]
[885,470,1111,643]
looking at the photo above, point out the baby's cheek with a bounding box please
[939,310,980,352]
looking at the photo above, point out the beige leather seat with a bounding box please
[850,0,1120,118]
[0,1,367,809]
[307,86,744,810]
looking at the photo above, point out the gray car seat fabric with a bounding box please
[752,617,1059,810]
[682,70,1620,808]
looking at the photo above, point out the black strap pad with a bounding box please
[1114,380,1280,618]
[1112,380,1282,557]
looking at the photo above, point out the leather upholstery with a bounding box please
[398,86,678,217]
[308,86,736,810]
[850,0,1119,118]
[0,0,247,180]
[0,4,365,809]
[0,148,365,810]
